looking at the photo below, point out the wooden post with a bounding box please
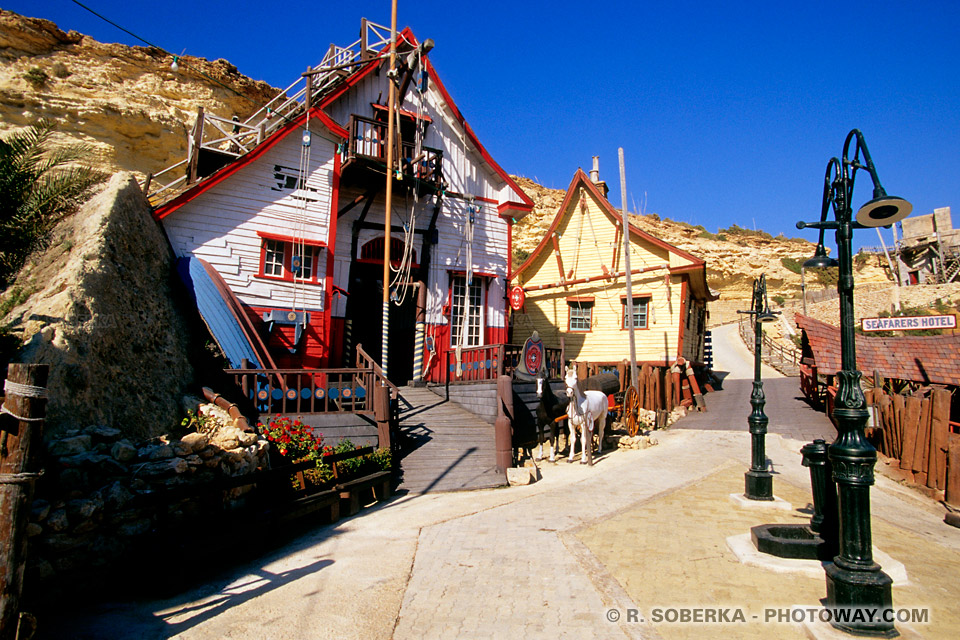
[618,148,639,392]
[901,395,922,471]
[304,66,313,110]
[187,107,204,185]
[930,388,950,490]
[892,394,905,461]
[0,364,48,640]
[240,358,251,399]
[495,376,513,472]
[946,435,960,508]
[375,383,391,451]
[360,17,370,61]
[914,396,931,485]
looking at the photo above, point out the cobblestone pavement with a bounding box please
[48,426,960,640]
[47,325,960,639]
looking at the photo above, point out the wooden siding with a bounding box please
[162,133,338,313]
[323,65,521,205]
[513,187,691,363]
[331,187,510,332]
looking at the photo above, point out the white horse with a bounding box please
[564,367,608,465]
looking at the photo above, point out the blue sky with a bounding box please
[10,1,960,252]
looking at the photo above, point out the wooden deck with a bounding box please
[395,386,506,493]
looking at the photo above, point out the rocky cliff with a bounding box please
[509,175,893,307]
[2,173,196,439]
[0,10,277,181]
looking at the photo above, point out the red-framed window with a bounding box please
[621,296,651,330]
[257,232,325,285]
[568,297,594,332]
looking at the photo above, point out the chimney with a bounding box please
[589,156,609,198]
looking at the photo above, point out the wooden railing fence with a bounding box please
[442,343,564,388]
[862,386,959,501]
[739,316,800,367]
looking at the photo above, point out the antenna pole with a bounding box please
[381,0,398,378]
[619,148,639,392]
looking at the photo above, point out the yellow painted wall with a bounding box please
[514,187,694,363]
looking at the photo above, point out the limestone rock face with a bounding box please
[0,10,278,181]
[3,173,195,440]
[510,176,892,308]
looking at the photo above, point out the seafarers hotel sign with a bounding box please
[861,314,957,332]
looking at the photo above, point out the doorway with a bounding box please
[347,262,416,385]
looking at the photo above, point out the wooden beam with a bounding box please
[551,233,566,285]
[187,106,204,185]
[523,263,668,293]
[931,388,950,490]
[946,434,960,508]
[901,395,922,471]
[0,364,48,640]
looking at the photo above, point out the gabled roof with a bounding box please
[154,26,532,221]
[796,313,960,387]
[511,169,716,300]
[153,108,347,220]
[318,28,534,217]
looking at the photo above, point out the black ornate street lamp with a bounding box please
[738,274,779,500]
[797,129,911,637]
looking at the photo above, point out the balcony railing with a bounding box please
[347,115,443,189]
[225,367,375,415]
[442,343,564,387]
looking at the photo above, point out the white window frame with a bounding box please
[450,274,484,347]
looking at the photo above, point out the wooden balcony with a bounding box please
[343,115,443,193]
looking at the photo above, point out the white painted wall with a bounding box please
[162,133,338,312]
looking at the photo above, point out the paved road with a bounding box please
[41,323,959,639]
[681,323,834,443]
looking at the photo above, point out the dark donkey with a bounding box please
[534,369,568,462]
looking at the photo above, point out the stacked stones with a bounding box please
[25,404,269,590]
[617,435,659,450]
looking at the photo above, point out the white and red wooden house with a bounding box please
[152,25,532,384]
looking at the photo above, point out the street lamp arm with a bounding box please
[796,220,839,230]
[843,128,885,200]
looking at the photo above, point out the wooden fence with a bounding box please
[443,343,564,386]
[863,386,960,502]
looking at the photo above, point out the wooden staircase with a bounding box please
[394,386,506,493]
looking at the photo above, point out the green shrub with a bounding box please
[811,266,838,287]
[772,295,785,306]
[718,223,773,240]
[23,67,48,88]
[781,257,803,274]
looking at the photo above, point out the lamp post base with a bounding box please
[825,562,897,637]
[744,470,773,501]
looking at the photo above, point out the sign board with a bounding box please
[509,285,525,310]
[861,314,956,332]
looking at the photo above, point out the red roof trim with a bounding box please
[420,57,533,211]
[510,169,705,280]
[256,230,327,247]
[154,108,347,220]
[498,201,534,217]
[316,27,533,214]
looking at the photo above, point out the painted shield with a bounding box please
[523,335,543,374]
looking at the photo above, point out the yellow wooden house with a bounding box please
[510,168,717,374]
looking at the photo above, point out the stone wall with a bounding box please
[441,382,499,424]
[26,403,269,598]
[782,283,960,328]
